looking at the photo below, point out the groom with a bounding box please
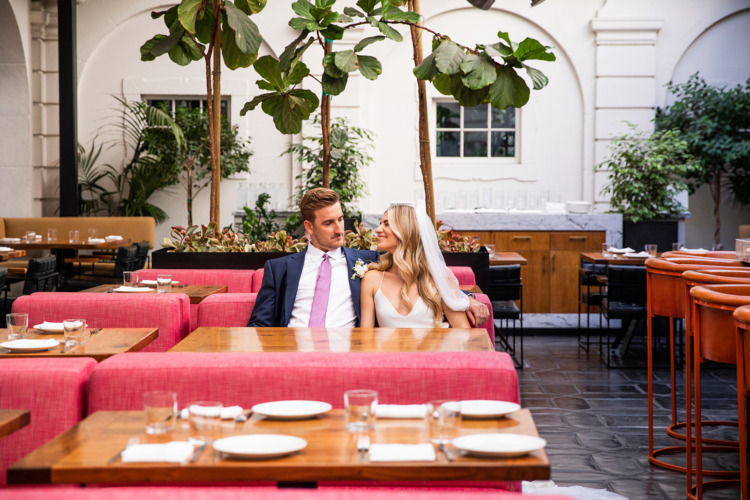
[248,188,488,327]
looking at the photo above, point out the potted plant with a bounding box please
[597,124,699,252]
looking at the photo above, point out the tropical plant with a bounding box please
[76,138,111,216]
[253,230,308,253]
[241,0,554,222]
[344,220,378,250]
[597,125,698,223]
[436,222,481,252]
[163,222,253,252]
[655,73,750,244]
[286,114,371,218]
[242,192,279,243]
[141,0,265,228]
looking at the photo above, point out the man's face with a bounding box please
[304,202,345,252]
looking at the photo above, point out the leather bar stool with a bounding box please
[662,250,738,259]
[733,304,750,500]
[689,284,750,499]
[645,257,745,473]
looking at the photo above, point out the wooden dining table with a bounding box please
[7,408,548,485]
[169,327,495,353]
[0,328,158,361]
[77,284,227,304]
[0,238,133,274]
[489,251,527,266]
[0,409,30,439]
[580,251,652,266]
[0,249,26,262]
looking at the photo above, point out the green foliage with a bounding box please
[242,193,279,243]
[597,125,699,223]
[655,73,750,206]
[436,222,481,252]
[77,138,112,216]
[253,231,308,253]
[344,221,378,250]
[163,222,254,252]
[285,115,372,218]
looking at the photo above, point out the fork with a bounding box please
[356,433,370,460]
[107,437,140,464]
[234,409,252,423]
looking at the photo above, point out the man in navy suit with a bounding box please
[248,188,488,327]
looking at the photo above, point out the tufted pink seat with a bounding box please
[13,292,191,352]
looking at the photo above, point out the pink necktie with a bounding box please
[308,254,331,327]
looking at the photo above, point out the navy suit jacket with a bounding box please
[248,247,380,327]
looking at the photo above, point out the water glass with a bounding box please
[344,389,378,432]
[156,274,172,293]
[645,244,658,257]
[672,242,683,251]
[143,390,177,435]
[24,231,36,243]
[47,228,57,241]
[69,230,80,243]
[123,271,139,287]
[426,400,462,444]
[6,313,28,340]
[602,242,612,257]
[63,319,88,347]
[188,401,223,444]
[88,228,97,240]
[484,244,496,256]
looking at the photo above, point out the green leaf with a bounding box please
[334,50,358,73]
[153,28,185,58]
[377,22,403,42]
[177,0,202,33]
[343,6,364,17]
[292,0,314,20]
[195,11,214,44]
[140,36,164,62]
[256,80,277,92]
[279,31,311,71]
[330,127,347,148]
[316,0,336,9]
[320,24,344,40]
[285,60,310,86]
[319,11,339,26]
[323,52,345,78]
[224,2,262,54]
[523,63,548,90]
[432,73,452,95]
[413,51,438,81]
[258,89,320,135]
[168,41,196,66]
[357,55,381,80]
[515,37,556,62]
[289,17,318,31]
[485,43,512,58]
[254,55,285,91]
[222,22,257,69]
[496,31,516,51]
[382,6,420,23]
[449,74,489,107]
[489,66,530,109]
[460,53,497,89]
[240,92,276,114]
[356,0,379,15]
[235,0,267,15]
[322,72,348,96]
[354,35,386,52]
[434,40,465,75]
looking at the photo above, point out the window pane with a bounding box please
[464,105,487,129]
[491,107,515,128]
[464,131,487,157]
[491,131,515,157]
[147,99,170,112]
[436,103,460,128]
[437,131,460,157]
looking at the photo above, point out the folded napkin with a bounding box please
[681,248,709,252]
[105,235,123,241]
[179,405,243,420]
[0,247,14,251]
[34,321,64,331]
[375,404,427,419]
[140,279,180,286]
[623,251,650,258]
[369,443,436,462]
[88,238,106,243]
[113,286,153,293]
[608,247,635,253]
[0,238,21,243]
[120,441,194,463]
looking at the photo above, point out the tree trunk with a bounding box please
[712,172,722,246]
[408,0,436,224]
[321,38,332,189]
[211,27,222,228]
[186,157,194,226]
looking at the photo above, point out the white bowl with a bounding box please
[565,201,592,214]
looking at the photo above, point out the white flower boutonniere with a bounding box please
[351,259,368,280]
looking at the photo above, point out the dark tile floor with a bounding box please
[512,332,741,500]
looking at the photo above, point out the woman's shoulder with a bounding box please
[361,269,382,283]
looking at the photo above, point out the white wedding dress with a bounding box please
[373,272,449,328]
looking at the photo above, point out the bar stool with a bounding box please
[689,284,750,499]
[733,304,750,500]
[645,257,745,473]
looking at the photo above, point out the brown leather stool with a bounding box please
[734,304,750,500]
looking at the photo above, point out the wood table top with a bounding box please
[580,252,651,266]
[77,284,228,304]
[8,409,548,485]
[0,409,31,439]
[489,252,527,266]
[0,238,132,251]
[0,249,26,261]
[169,327,495,353]
[0,328,158,361]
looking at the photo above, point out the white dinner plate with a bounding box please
[212,434,307,459]
[0,338,60,352]
[140,280,180,286]
[112,286,155,293]
[607,247,634,254]
[33,322,65,333]
[452,433,547,458]
[251,400,332,420]
[460,400,521,419]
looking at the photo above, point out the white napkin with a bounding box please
[369,443,436,462]
[34,321,64,331]
[179,406,243,420]
[105,235,123,241]
[681,248,709,252]
[623,251,650,258]
[0,246,14,251]
[375,404,427,419]
[1,339,59,349]
[112,286,153,293]
[0,238,21,243]
[88,238,106,243]
[120,441,194,463]
[140,279,179,286]
[608,247,635,253]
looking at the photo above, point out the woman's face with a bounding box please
[375,212,398,253]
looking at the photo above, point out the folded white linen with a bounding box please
[120,441,194,463]
[88,238,106,243]
[681,248,709,252]
[369,443,436,462]
[140,279,179,286]
[375,404,427,419]
[179,405,243,420]
[623,251,650,258]
[0,246,14,251]
[0,238,21,243]
[113,286,154,293]
[608,247,635,253]
[105,235,123,241]
[34,321,65,332]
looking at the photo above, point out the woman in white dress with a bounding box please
[359,204,470,328]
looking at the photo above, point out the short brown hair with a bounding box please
[300,188,340,223]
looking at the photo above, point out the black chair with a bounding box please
[134,241,150,270]
[0,268,8,323]
[63,245,140,291]
[600,265,647,366]
[488,265,523,368]
[578,260,608,352]
[3,255,58,319]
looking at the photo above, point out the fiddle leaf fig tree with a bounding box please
[141,0,265,230]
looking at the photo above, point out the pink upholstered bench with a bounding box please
[197,293,257,327]
[448,266,475,286]
[13,292,191,352]
[0,358,97,486]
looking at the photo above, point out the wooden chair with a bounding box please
[733,303,750,500]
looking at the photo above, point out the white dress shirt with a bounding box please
[288,245,357,327]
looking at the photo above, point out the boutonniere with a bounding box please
[351,259,368,280]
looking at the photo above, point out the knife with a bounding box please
[189,444,207,463]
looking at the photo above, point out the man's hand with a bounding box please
[466,296,490,326]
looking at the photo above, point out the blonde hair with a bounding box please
[369,204,444,325]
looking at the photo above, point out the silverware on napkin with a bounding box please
[356,433,370,461]
[438,443,455,462]
[189,443,207,463]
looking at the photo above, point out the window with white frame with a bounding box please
[435,101,516,158]
[145,97,229,120]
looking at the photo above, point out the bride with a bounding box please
[359,203,470,328]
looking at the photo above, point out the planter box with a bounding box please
[442,251,490,291]
[151,248,291,270]
[623,220,679,254]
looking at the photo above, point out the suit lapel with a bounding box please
[343,248,362,321]
[282,249,307,326]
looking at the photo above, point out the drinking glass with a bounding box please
[672,242,684,251]
[156,274,172,293]
[47,228,57,242]
[6,313,28,340]
[426,400,462,444]
[645,244,658,257]
[63,319,88,347]
[88,228,97,240]
[188,401,223,444]
[602,242,612,258]
[143,390,177,435]
[69,230,80,243]
[123,271,139,287]
[344,389,378,432]
[484,244,496,257]
[24,231,36,243]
